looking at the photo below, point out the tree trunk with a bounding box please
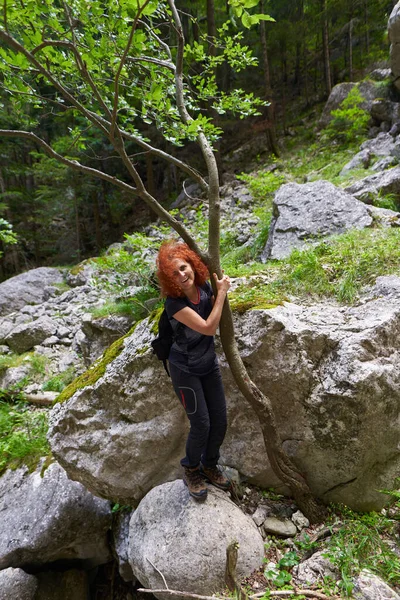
[349,15,354,81]
[364,0,369,57]
[321,0,332,96]
[260,0,280,157]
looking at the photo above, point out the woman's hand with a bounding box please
[213,271,231,294]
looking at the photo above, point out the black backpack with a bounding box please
[151,308,174,376]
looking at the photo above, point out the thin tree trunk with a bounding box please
[349,16,354,81]
[260,0,280,157]
[364,0,369,56]
[74,188,81,261]
[321,0,331,95]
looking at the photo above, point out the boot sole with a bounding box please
[183,477,208,501]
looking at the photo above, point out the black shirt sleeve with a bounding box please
[165,296,187,319]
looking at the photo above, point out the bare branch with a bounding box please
[127,55,175,71]
[110,0,153,137]
[146,558,169,590]
[138,19,173,60]
[137,589,336,600]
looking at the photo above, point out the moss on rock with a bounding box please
[54,321,140,404]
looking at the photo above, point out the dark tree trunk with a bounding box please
[260,0,280,156]
[321,0,332,95]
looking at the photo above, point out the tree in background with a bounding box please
[0,0,326,520]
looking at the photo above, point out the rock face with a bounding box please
[49,318,188,504]
[128,480,265,599]
[0,267,64,317]
[0,568,38,600]
[389,2,400,93]
[49,276,400,511]
[5,316,59,353]
[0,462,112,570]
[346,165,400,203]
[262,181,373,260]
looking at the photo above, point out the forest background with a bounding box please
[0,0,395,281]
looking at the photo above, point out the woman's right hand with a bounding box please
[213,272,231,294]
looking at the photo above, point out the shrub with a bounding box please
[324,87,370,145]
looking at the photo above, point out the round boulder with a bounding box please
[129,480,264,598]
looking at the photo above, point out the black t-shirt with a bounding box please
[165,282,217,375]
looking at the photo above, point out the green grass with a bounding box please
[229,227,400,310]
[325,505,400,596]
[42,366,77,393]
[0,399,50,474]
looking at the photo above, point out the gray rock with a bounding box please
[340,149,372,175]
[48,276,400,511]
[35,569,89,600]
[66,260,96,287]
[252,505,270,527]
[80,314,134,363]
[372,157,398,172]
[360,133,397,158]
[128,480,264,599]
[369,68,392,81]
[41,335,60,347]
[319,81,386,129]
[0,568,38,600]
[291,510,310,531]
[389,3,400,92]
[263,181,372,260]
[367,205,400,227]
[263,517,297,537]
[5,316,58,354]
[0,364,30,388]
[353,569,400,599]
[293,550,339,585]
[346,165,400,203]
[112,511,136,582]
[0,462,112,569]
[0,267,64,317]
[0,344,10,354]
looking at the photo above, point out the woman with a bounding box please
[156,240,231,501]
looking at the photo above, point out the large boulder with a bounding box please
[389,2,400,93]
[0,267,64,317]
[128,480,265,598]
[319,81,388,129]
[262,181,373,260]
[48,276,400,511]
[345,165,400,203]
[0,462,112,570]
[49,318,188,504]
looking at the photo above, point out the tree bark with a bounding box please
[260,0,280,157]
[321,0,332,96]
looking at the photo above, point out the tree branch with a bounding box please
[62,2,113,121]
[0,129,205,259]
[110,0,152,138]
[86,110,209,192]
[127,55,175,71]
[0,30,109,137]
[137,588,336,600]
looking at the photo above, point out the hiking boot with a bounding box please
[183,467,208,501]
[200,464,231,491]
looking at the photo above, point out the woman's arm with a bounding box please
[172,273,230,336]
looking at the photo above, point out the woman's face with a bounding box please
[171,258,196,293]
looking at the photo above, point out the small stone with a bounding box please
[292,510,310,531]
[42,336,60,347]
[263,517,297,538]
[0,345,10,354]
[252,505,270,527]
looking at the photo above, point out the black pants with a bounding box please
[169,362,227,469]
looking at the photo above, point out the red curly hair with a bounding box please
[156,240,209,298]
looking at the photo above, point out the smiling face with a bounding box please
[171,257,196,295]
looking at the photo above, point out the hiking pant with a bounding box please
[169,362,227,469]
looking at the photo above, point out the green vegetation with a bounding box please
[325,505,400,596]
[324,87,371,145]
[42,367,77,393]
[228,228,400,309]
[0,398,50,475]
